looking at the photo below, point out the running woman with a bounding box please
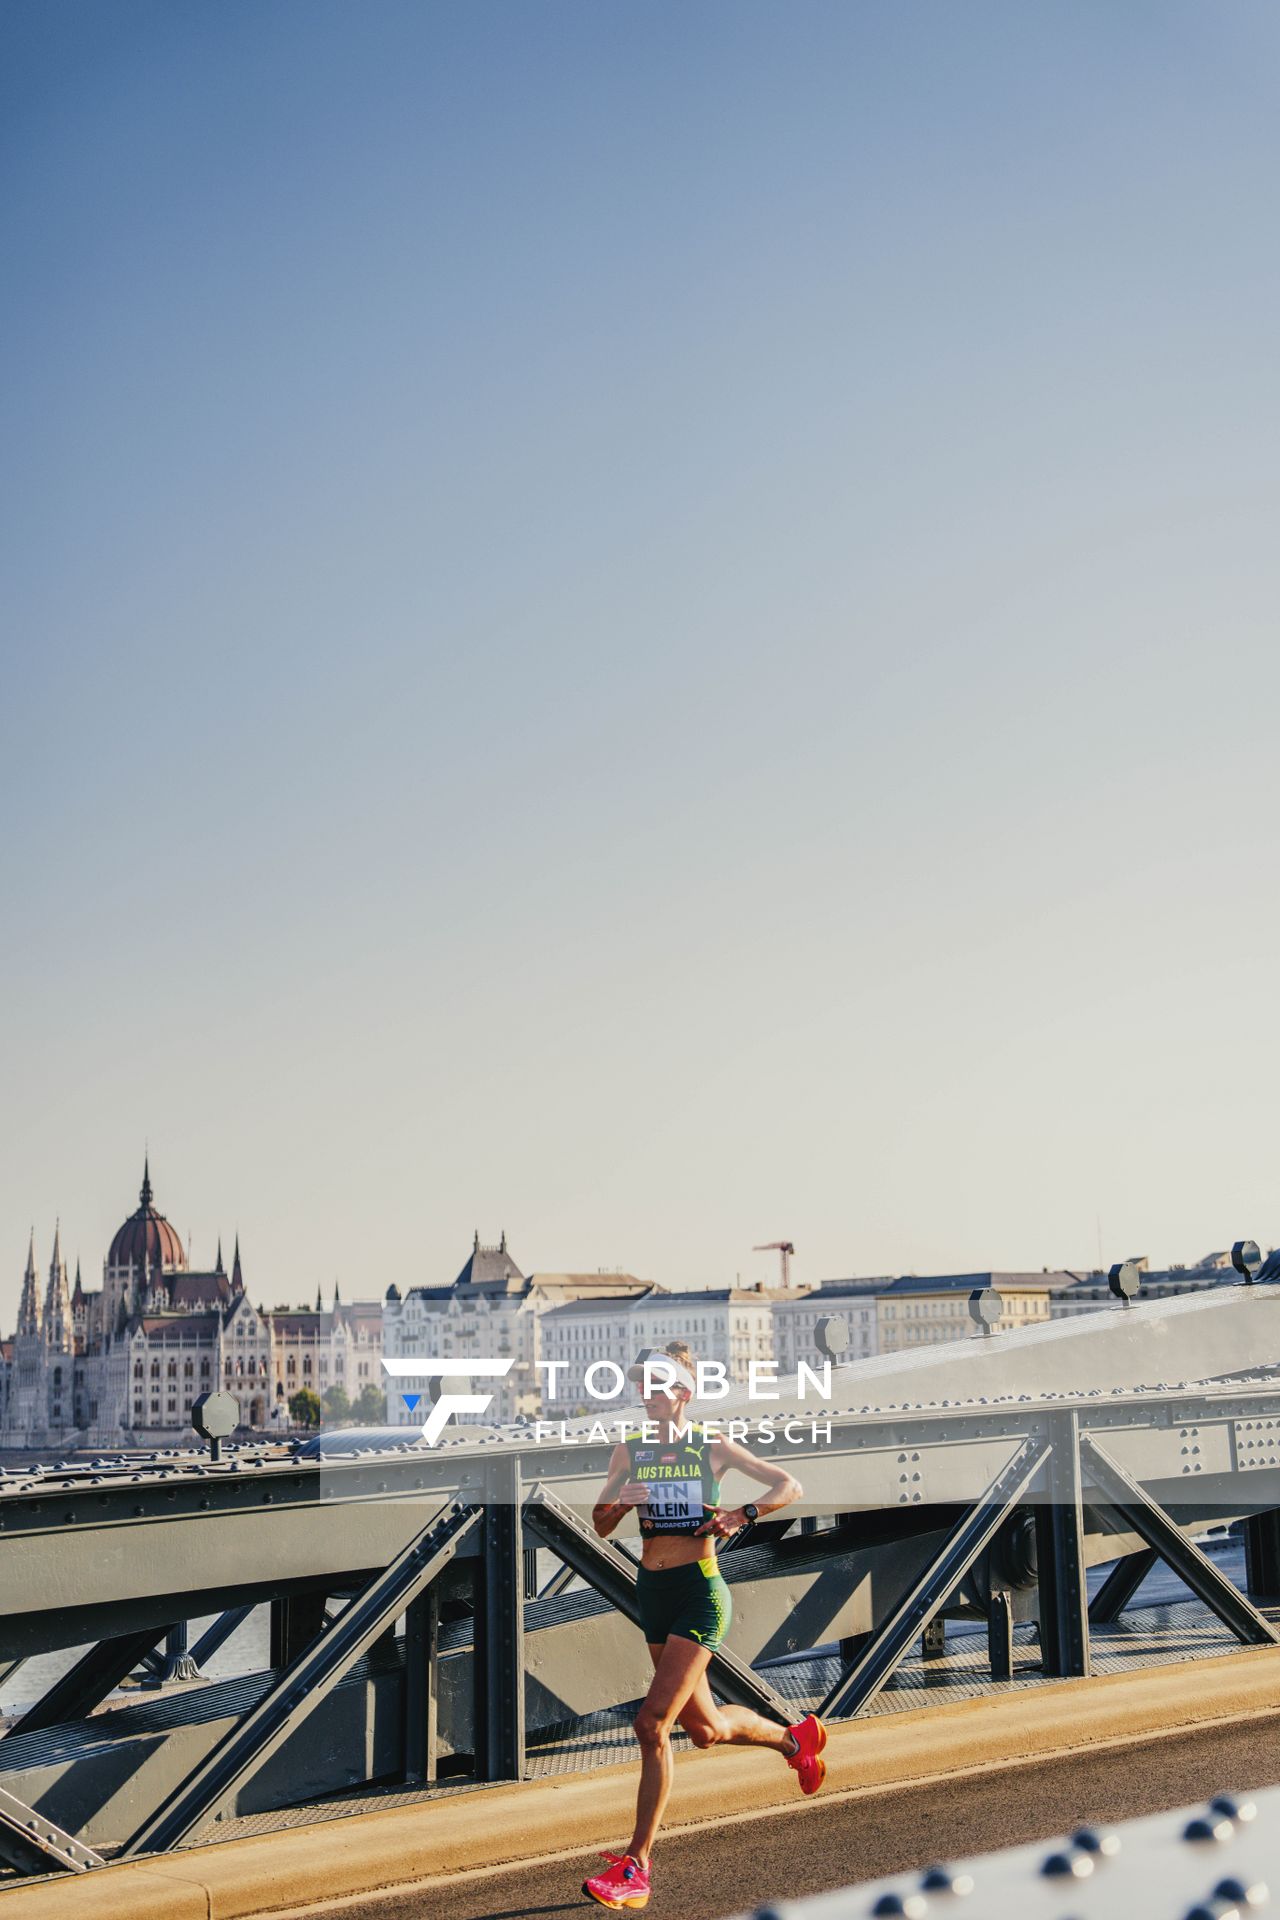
[580,1341,826,1911]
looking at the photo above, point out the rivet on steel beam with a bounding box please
[1071,1826,1120,1856]
[1211,1796,1257,1824]
[1183,1814,1235,1843]
[1213,1876,1268,1908]
[1041,1851,1093,1878]
[920,1865,974,1894]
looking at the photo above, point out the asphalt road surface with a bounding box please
[292,1716,1280,1920]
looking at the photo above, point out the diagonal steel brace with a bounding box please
[121,1498,481,1856]
[820,1432,1052,1720]
[1088,1546,1159,1624]
[6,1625,175,1740]
[0,1784,104,1875]
[1080,1436,1279,1647]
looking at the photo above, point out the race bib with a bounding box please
[645,1477,703,1527]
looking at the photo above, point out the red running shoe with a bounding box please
[582,1852,652,1909]
[786,1712,827,1795]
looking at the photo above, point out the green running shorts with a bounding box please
[635,1559,732,1652]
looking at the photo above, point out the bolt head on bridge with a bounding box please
[1108,1261,1142,1304]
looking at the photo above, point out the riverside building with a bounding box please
[3,1163,381,1447]
[381,1234,654,1426]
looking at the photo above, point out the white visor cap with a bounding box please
[627,1356,695,1397]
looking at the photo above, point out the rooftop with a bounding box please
[898,1272,1076,1296]
[453,1232,525,1292]
[540,1287,669,1319]
[131,1312,222,1341]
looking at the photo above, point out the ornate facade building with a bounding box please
[382,1233,654,1426]
[2,1162,381,1447]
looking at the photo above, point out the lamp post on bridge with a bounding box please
[969,1287,1002,1337]
[143,1390,246,1688]
[191,1388,239,1464]
[1232,1240,1262,1282]
[814,1315,848,1361]
[1108,1262,1142,1306]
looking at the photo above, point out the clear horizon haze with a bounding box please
[3,1,1278,1322]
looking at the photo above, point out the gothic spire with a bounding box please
[315,1282,322,1311]
[232,1233,243,1293]
[216,1236,224,1273]
[44,1224,72,1351]
[140,1153,153,1209]
[18,1231,42,1339]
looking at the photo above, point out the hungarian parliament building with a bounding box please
[0,1164,382,1448]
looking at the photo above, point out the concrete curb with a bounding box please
[5,1647,1280,1918]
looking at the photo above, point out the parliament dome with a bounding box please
[106,1159,188,1273]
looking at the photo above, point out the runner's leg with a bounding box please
[628,1635,712,1865]
[644,1646,792,1753]
[676,1667,794,1752]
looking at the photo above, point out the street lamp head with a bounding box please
[191,1388,238,1439]
[968,1287,1002,1334]
[814,1315,849,1360]
[1231,1240,1262,1282]
[191,1388,239,1459]
[1108,1262,1142,1305]
[427,1373,468,1405]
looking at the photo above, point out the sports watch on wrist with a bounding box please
[742,1502,760,1522]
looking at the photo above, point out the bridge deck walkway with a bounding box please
[265,1716,1280,1920]
[181,1575,1278,1853]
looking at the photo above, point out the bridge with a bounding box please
[736,1780,1280,1920]
[1,1256,1279,1916]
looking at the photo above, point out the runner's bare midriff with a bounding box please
[640,1533,718,1571]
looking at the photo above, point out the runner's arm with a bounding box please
[592,1443,636,1538]
[698,1437,802,1536]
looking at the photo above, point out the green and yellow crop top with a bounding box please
[625,1427,722,1537]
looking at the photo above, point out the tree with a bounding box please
[321,1384,350,1424]
[352,1383,386,1425]
[288,1387,322,1429]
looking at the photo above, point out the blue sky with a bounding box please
[3,1,1278,1317]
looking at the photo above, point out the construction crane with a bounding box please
[754,1240,795,1289]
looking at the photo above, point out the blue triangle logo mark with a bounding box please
[401,1393,421,1412]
